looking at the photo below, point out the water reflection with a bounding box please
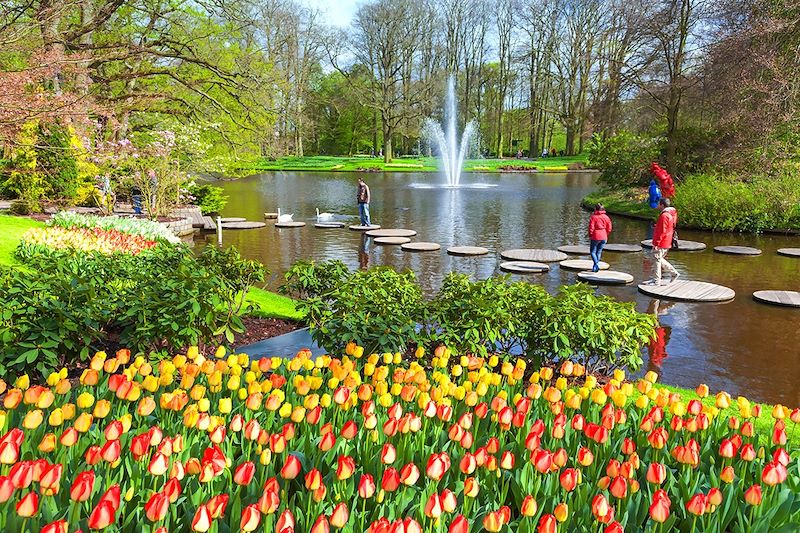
[646,299,676,372]
[207,171,800,404]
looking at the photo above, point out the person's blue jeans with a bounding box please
[132,195,143,215]
[358,202,371,226]
[590,239,606,272]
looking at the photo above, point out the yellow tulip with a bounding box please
[74,412,93,433]
[62,403,75,420]
[48,408,63,426]
[219,398,232,414]
[14,374,30,390]
[644,371,658,383]
[635,395,649,409]
[715,392,731,409]
[93,400,111,418]
[23,409,44,429]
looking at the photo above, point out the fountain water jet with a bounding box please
[423,76,476,188]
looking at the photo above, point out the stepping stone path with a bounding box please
[560,259,609,271]
[637,280,735,302]
[501,248,568,262]
[558,245,590,255]
[448,246,490,256]
[752,290,800,308]
[314,222,345,228]
[577,270,635,285]
[220,217,246,223]
[349,225,381,231]
[499,261,550,274]
[604,243,643,253]
[274,221,305,228]
[221,221,267,229]
[641,239,707,251]
[777,248,800,258]
[714,245,762,256]
[401,242,441,252]
[366,228,417,238]
[374,237,411,245]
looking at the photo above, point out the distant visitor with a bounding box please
[357,176,372,227]
[648,198,680,285]
[648,179,662,208]
[588,203,612,272]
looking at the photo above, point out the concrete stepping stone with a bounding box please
[264,212,278,219]
[366,228,417,238]
[221,221,267,229]
[374,237,411,245]
[578,270,635,285]
[753,290,800,308]
[314,222,345,228]
[349,225,381,231]
[560,259,609,271]
[641,239,706,251]
[777,248,800,258]
[401,242,440,252]
[220,217,246,222]
[604,243,643,253]
[274,221,305,228]
[638,280,735,302]
[501,248,568,262]
[448,246,490,256]
[558,245,590,255]
[714,245,762,256]
[499,261,550,274]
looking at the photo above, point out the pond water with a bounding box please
[201,171,800,405]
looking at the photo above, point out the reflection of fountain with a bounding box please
[424,76,476,188]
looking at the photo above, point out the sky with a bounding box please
[302,0,359,28]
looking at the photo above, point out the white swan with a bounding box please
[277,208,293,223]
[316,208,334,220]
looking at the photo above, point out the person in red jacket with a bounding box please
[648,198,680,285]
[588,203,612,272]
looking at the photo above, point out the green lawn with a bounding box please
[246,287,304,320]
[246,155,589,173]
[583,189,659,221]
[0,215,44,265]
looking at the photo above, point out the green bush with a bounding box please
[281,259,351,300]
[674,173,800,232]
[187,183,229,215]
[0,245,265,376]
[587,131,662,189]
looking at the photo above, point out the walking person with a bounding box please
[648,198,680,285]
[357,176,372,227]
[588,203,612,272]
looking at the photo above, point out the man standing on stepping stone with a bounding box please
[357,177,371,227]
[648,198,680,285]
[588,203,612,272]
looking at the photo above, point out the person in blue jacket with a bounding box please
[648,179,662,208]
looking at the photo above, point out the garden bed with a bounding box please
[230,316,303,349]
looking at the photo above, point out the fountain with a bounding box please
[423,76,477,188]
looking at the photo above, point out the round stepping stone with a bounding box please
[501,248,568,262]
[777,248,800,258]
[274,221,305,228]
[578,270,635,285]
[499,261,549,274]
[221,221,267,229]
[637,280,735,302]
[641,239,707,251]
[714,245,762,256]
[366,228,417,238]
[448,246,489,256]
[401,242,441,252]
[349,225,381,231]
[560,259,609,271]
[753,290,800,308]
[314,222,345,228]
[558,245,590,255]
[604,243,643,253]
[374,236,411,245]
[220,217,246,222]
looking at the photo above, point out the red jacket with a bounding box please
[588,210,612,241]
[652,207,678,249]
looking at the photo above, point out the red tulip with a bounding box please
[740,444,756,462]
[98,484,121,513]
[207,494,228,518]
[15,491,38,517]
[532,449,553,473]
[164,477,181,503]
[646,463,666,485]
[559,468,578,492]
[40,520,68,533]
[649,490,671,523]
[382,467,401,492]
[0,442,19,465]
[319,432,336,451]
[592,494,614,524]
[686,493,706,516]
[341,420,358,439]
[39,463,62,495]
[426,453,449,481]
[233,461,255,486]
[336,455,356,481]
[281,454,302,479]
[88,500,116,530]
[537,514,557,533]
[69,470,95,502]
[381,444,396,464]
[521,495,538,517]
[101,439,121,463]
[744,485,762,506]
[240,504,261,532]
[460,453,477,475]
[441,489,457,513]
[191,504,212,532]
[310,515,330,533]
[762,462,787,486]
[609,476,628,499]
[577,447,594,466]
[145,491,170,522]
[85,446,102,465]
[358,474,376,498]
[0,475,14,503]
[719,439,735,458]
[774,448,790,466]
[9,461,32,489]
[604,522,624,533]
[257,489,280,514]
[424,493,443,519]
[449,514,469,533]
[330,502,349,528]
[400,463,420,486]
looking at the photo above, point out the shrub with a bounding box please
[187,182,229,215]
[281,259,351,300]
[587,131,662,189]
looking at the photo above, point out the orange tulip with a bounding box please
[449,514,469,533]
[649,490,670,523]
[464,476,479,498]
[685,494,706,516]
[381,444,396,464]
[520,495,538,517]
[482,510,504,532]
[15,491,38,517]
[101,440,121,463]
[537,514,557,533]
[10,462,33,489]
[592,494,614,524]
[381,468,401,492]
[145,491,170,522]
[40,520,68,533]
[424,493,443,519]
[358,474,376,498]
[39,463,62,495]
[0,441,19,464]
[744,485,762,506]
[87,500,116,530]
[257,489,280,514]
[0,476,14,503]
[708,488,723,507]
[341,420,358,439]
[336,455,356,481]
[559,468,578,492]
[191,504,212,532]
[609,476,628,499]
[311,515,330,533]
[240,504,261,532]
[500,451,515,470]
[281,454,302,480]
[762,462,787,486]
[400,463,420,486]
[149,452,170,476]
[233,461,255,486]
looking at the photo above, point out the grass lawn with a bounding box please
[246,286,304,320]
[247,155,589,173]
[583,189,659,221]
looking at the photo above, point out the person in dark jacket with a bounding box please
[357,177,372,226]
[648,198,679,285]
[588,203,612,272]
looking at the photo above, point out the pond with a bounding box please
[200,170,800,405]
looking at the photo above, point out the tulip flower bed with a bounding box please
[1,344,799,533]
[19,226,159,256]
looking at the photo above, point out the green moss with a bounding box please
[0,215,44,265]
[246,286,304,320]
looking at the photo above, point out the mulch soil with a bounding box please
[231,317,303,349]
